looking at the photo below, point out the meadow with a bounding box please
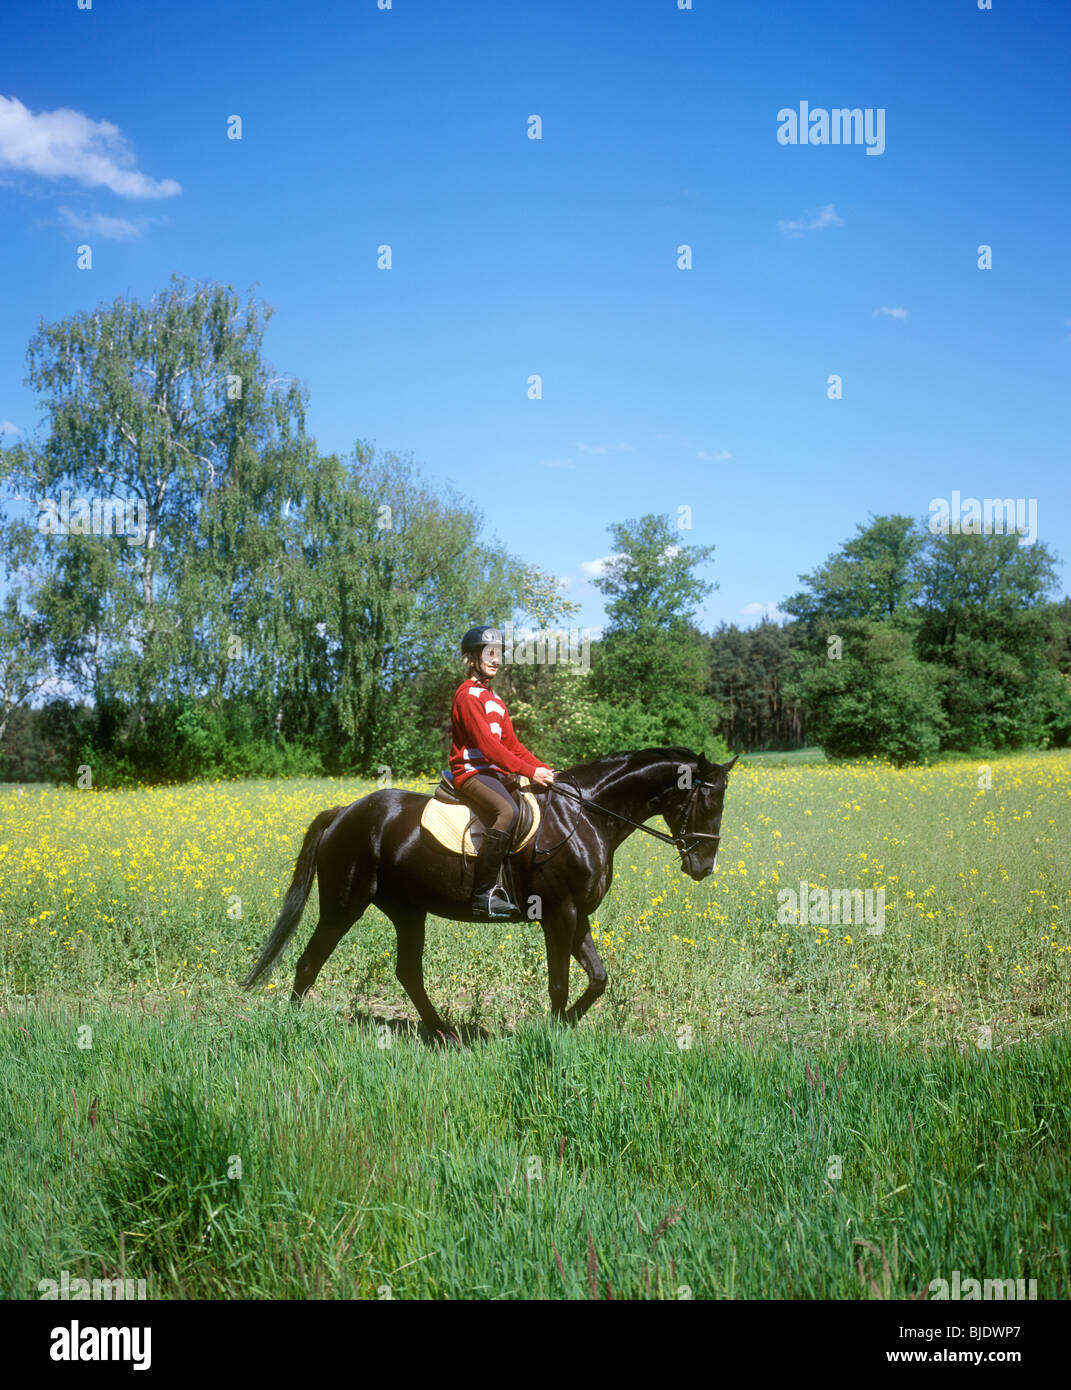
[2,752,1069,1298]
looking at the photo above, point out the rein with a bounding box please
[536,777,720,860]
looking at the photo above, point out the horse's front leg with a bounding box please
[565,921,608,1025]
[541,903,574,1023]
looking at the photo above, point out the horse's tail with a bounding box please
[240,806,344,989]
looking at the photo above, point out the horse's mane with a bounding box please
[557,747,701,784]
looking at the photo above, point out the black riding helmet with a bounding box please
[461,626,503,654]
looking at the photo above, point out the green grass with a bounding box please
[740,747,828,765]
[3,753,1068,1298]
[2,1003,1067,1299]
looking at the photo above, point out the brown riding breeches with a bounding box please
[456,772,518,834]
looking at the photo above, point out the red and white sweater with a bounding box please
[449,678,548,787]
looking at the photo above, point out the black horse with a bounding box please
[241,747,737,1039]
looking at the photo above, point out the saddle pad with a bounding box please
[420,792,540,857]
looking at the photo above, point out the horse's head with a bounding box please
[665,752,738,882]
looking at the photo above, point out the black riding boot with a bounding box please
[470,827,519,919]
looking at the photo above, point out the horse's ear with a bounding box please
[723,753,739,773]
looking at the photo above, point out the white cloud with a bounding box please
[579,553,626,578]
[574,442,633,456]
[875,306,909,320]
[57,206,145,239]
[0,420,21,436]
[542,457,574,470]
[697,448,731,461]
[0,95,181,198]
[580,545,680,580]
[778,202,844,236]
[740,601,784,622]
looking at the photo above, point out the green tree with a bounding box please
[781,516,1066,758]
[790,619,946,764]
[915,531,1061,749]
[0,490,57,759]
[587,515,726,756]
[2,274,311,715]
[592,513,716,633]
[1042,599,1071,746]
[782,514,923,629]
[293,445,572,773]
[705,619,807,750]
[0,592,53,749]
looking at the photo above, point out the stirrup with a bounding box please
[471,884,519,920]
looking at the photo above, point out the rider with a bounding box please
[450,626,555,919]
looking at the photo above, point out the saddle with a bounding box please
[422,771,541,857]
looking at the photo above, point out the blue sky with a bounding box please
[2,0,1068,637]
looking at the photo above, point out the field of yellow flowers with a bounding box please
[2,751,1068,1043]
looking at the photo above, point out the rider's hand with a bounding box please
[533,766,555,787]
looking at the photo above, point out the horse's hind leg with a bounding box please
[292,902,367,1002]
[387,908,455,1041]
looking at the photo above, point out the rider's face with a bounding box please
[477,644,502,678]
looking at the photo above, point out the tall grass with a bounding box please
[3,1003,1068,1299]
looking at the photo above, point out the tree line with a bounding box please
[2,276,1069,782]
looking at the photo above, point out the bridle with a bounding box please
[675,778,722,859]
[537,776,721,864]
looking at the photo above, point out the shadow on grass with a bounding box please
[345,1001,499,1049]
